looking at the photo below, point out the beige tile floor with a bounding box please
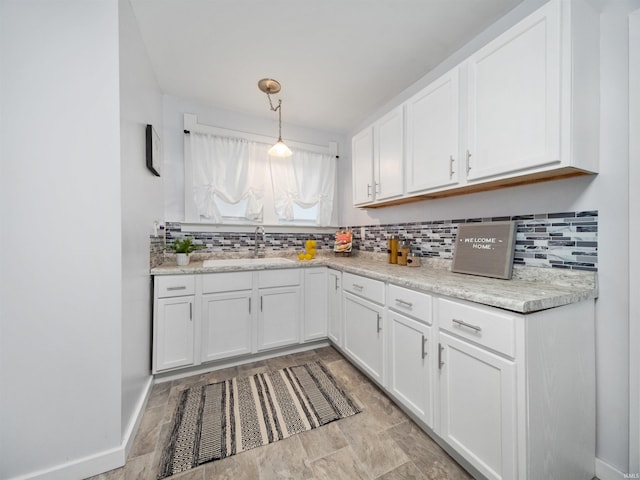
[88,347,472,480]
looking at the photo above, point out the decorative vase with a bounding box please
[176,253,189,266]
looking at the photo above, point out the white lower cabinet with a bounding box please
[153,275,196,373]
[304,268,328,341]
[438,331,516,480]
[154,269,302,373]
[436,297,595,480]
[201,291,252,362]
[257,285,301,351]
[257,269,302,351]
[387,311,433,427]
[155,296,195,372]
[153,266,595,480]
[343,292,384,384]
[327,269,342,346]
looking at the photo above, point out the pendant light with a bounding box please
[258,78,293,158]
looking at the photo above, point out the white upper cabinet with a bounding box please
[352,106,404,205]
[352,0,598,208]
[406,68,461,193]
[352,127,375,205]
[465,0,598,182]
[374,106,404,201]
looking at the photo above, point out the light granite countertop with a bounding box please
[151,252,597,314]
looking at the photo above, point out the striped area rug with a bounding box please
[158,361,361,479]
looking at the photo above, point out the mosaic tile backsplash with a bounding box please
[159,210,598,271]
[150,235,165,269]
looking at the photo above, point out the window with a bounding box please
[183,115,337,226]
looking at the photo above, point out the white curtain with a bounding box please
[190,133,265,222]
[269,148,336,226]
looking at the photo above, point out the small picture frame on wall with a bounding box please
[146,124,161,177]
[452,221,517,279]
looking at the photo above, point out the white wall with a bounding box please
[0,1,124,478]
[162,95,348,222]
[629,8,640,474]
[119,0,164,445]
[339,0,637,474]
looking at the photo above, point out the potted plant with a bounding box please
[172,237,203,266]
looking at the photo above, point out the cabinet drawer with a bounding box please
[202,272,252,294]
[343,272,385,305]
[438,298,515,357]
[258,269,301,288]
[155,275,195,298]
[388,284,432,325]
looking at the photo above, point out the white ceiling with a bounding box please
[129,0,525,134]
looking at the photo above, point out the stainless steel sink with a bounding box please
[202,257,295,268]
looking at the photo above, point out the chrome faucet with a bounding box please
[254,226,265,258]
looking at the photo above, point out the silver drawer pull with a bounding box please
[352,284,364,291]
[395,298,413,309]
[421,335,427,359]
[452,318,482,333]
[167,286,187,291]
[376,313,382,333]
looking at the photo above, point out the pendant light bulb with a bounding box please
[268,139,293,157]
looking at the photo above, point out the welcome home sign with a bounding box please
[451,221,517,279]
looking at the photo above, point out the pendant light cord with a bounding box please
[266,92,284,141]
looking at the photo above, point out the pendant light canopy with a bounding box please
[258,78,293,158]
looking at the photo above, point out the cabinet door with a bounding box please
[327,269,342,346]
[257,286,301,351]
[439,332,517,480]
[406,68,460,193]
[304,268,328,341]
[154,296,195,372]
[352,127,374,205]
[343,292,384,384]
[466,1,561,181]
[374,106,404,200]
[388,312,433,427]
[201,291,252,362]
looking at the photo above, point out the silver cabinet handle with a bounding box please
[167,286,187,291]
[335,276,339,291]
[421,335,427,359]
[376,313,381,333]
[438,343,444,369]
[367,184,373,197]
[452,318,482,333]
[260,296,263,312]
[449,155,455,179]
[466,150,472,175]
[395,298,413,309]
[248,297,252,313]
[352,284,364,291]
[189,303,192,320]
[375,182,380,194]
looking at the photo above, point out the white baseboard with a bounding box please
[9,377,154,480]
[596,457,631,480]
[123,376,154,458]
[9,446,125,480]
